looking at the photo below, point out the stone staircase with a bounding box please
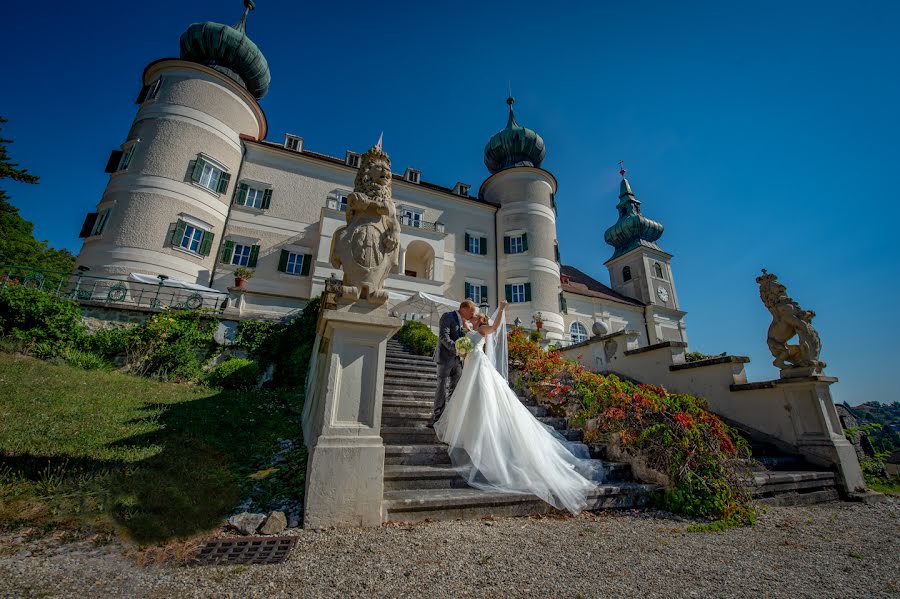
[741,436,840,505]
[380,338,657,523]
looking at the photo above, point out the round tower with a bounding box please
[76,0,268,284]
[480,97,564,342]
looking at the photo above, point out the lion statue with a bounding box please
[756,269,825,372]
[329,143,401,305]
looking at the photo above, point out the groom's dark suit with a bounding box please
[432,310,466,424]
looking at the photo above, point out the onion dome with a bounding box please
[604,176,665,260]
[484,97,546,174]
[179,0,271,99]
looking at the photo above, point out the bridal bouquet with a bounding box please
[455,336,474,357]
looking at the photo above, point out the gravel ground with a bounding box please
[1,498,898,599]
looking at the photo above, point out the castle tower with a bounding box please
[603,170,687,344]
[480,97,564,342]
[75,0,269,284]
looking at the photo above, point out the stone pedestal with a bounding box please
[777,375,866,494]
[302,301,401,529]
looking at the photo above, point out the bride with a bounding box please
[433,301,601,514]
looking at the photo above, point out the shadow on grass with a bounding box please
[0,388,306,545]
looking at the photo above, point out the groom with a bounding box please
[430,299,478,427]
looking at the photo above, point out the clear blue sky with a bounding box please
[2,1,898,405]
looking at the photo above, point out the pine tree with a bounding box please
[0,116,75,271]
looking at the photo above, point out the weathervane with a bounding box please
[618,160,627,179]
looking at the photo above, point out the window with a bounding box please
[135,79,161,104]
[405,270,417,278]
[465,282,488,305]
[505,282,532,304]
[554,241,561,262]
[404,168,421,184]
[190,155,231,194]
[346,152,361,168]
[453,182,470,196]
[504,232,528,254]
[559,291,568,314]
[465,232,487,255]
[104,141,138,173]
[171,218,214,256]
[92,208,111,236]
[235,182,272,209]
[570,322,588,344]
[623,266,632,282]
[220,241,259,267]
[401,207,424,228]
[337,194,348,212]
[654,262,665,279]
[284,135,302,152]
[277,249,312,276]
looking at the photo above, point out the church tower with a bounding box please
[603,169,687,344]
[76,1,269,284]
[480,98,564,342]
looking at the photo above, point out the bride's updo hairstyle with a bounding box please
[474,313,490,328]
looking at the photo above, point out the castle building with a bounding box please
[75,2,687,346]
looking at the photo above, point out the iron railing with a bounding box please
[0,264,227,312]
[398,216,445,233]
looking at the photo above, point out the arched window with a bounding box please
[570,321,588,344]
[622,266,632,282]
[654,262,664,279]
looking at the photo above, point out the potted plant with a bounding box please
[533,311,544,330]
[233,266,254,289]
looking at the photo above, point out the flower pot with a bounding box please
[234,277,247,289]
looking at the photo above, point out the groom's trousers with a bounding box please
[433,358,463,422]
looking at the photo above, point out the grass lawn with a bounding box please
[0,352,306,545]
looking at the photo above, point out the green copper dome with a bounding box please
[179,0,271,99]
[484,97,546,174]
[604,177,665,260]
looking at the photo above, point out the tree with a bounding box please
[0,117,75,271]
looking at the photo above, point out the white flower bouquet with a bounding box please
[455,336,474,357]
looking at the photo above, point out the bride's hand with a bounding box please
[499,300,509,311]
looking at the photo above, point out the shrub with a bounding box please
[142,340,203,382]
[396,321,437,356]
[62,348,112,370]
[125,311,218,381]
[235,320,283,366]
[83,327,133,359]
[0,286,85,348]
[207,358,261,390]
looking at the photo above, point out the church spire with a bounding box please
[603,168,665,260]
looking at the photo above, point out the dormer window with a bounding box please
[623,266,632,282]
[284,135,303,152]
[453,182,471,196]
[404,168,421,184]
[345,151,361,168]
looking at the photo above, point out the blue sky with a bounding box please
[2,1,898,405]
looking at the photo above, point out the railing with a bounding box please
[0,265,227,312]
[398,216,445,233]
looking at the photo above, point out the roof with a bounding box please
[560,264,645,307]
[243,138,499,208]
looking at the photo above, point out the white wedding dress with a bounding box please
[434,327,601,514]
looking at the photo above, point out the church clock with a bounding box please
[657,286,669,302]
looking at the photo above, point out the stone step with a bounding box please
[386,352,435,363]
[383,483,658,523]
[537,416,567,430]
[383,465,470,491]
[384,371,438,382]
[526,405,549,417]
[384,379,438,391]
[588,443,610,460]
[381,426,440,445]
[749,470,838,496]
[384,444,451,466]
[753,455,812,471]
[562,428,584,442]
[382,412,432,427]
[383,389,436,401]
[385,362,437,374]
[384,398,435,410]
[756,487,841,507]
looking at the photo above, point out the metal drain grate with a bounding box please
[192,536,297,566]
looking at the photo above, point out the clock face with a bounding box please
[657,286,669,302]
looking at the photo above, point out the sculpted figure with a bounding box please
[329,142,401,305]
[756,269,825,372]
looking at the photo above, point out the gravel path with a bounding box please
[1,498,898,598]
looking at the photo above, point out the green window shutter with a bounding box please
[505,284,512,302]
[480,237,487,255]
[481,285,488,303]
[248,244,260,267]
[524,282,532,302]
[554,242,560,262]
[559,291,568,314]
[216,172,231,194]
[171,220,187,247]
[221,240,235,264]
[261,188,273,209]
[235,183,248,206]
[464,282,471,299]
[300,254,312,276]
[464,232,470,251]
[277,249,289,272]
[521,233,529,251]
[190,157,205,182]
[79,213,98,238]
[199,231,214,257]
[105,150,123,173]
[503,236,511,254]
[135,84,150,104]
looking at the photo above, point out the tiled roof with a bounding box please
[560,264,645,307]
[243,138,498,208]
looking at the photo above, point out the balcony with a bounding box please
[399,215,445,233]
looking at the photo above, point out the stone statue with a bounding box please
[756,269,825,373]
[329,142,401,305]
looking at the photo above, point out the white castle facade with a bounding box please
[75,4,687,347]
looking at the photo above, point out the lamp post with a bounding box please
[479,300,489,315]
[513,316,522,329]
[152,274,169,308]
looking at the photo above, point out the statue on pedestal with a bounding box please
[329,140,401,305]
[756,269,826,373]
